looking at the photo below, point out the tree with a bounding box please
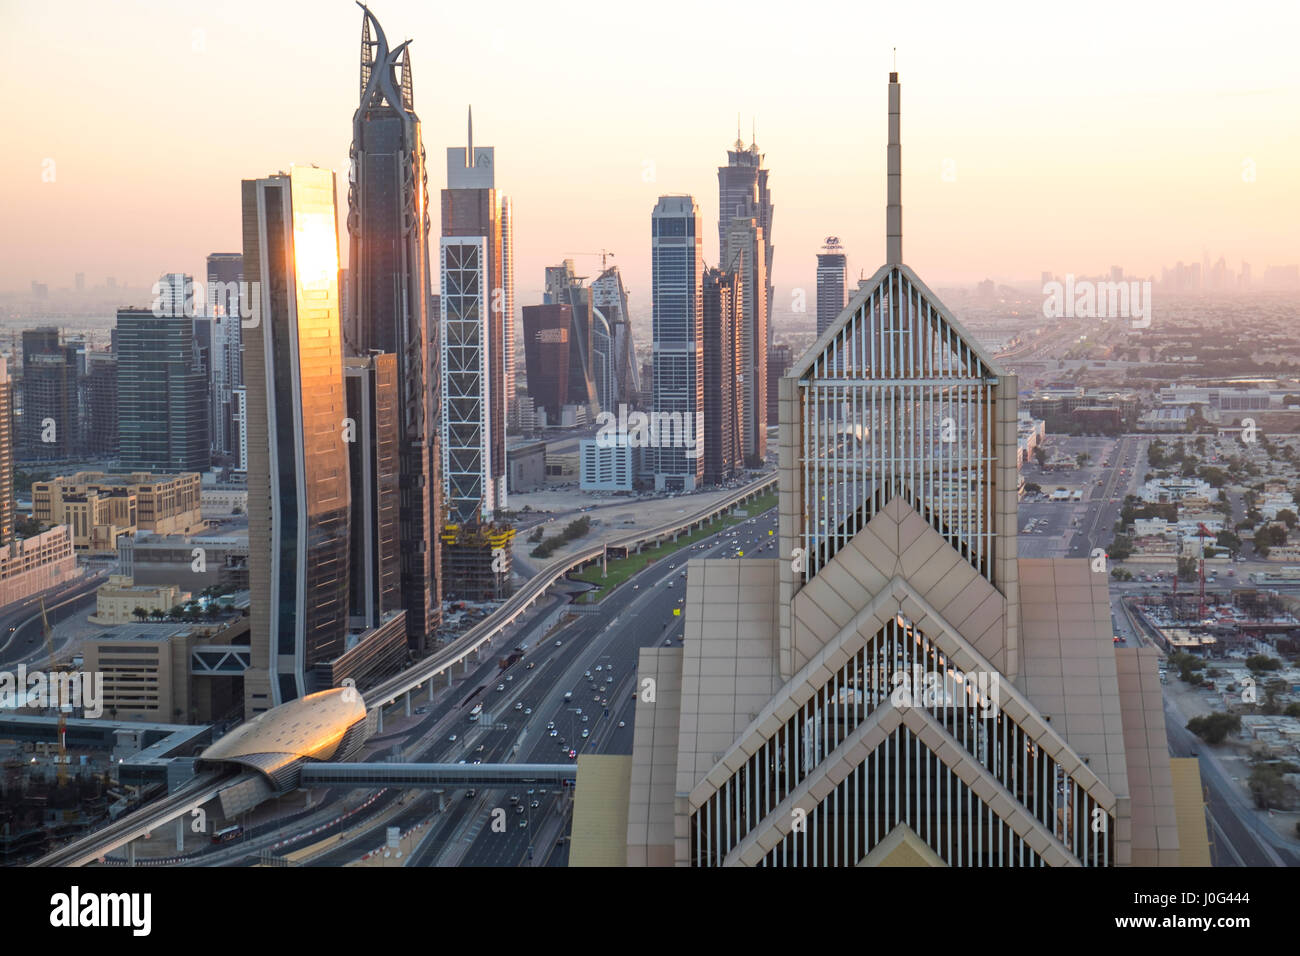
[1076,452,1090,468]
[1245,655,1283,674]
[1033,446,1048,468]
[1109,535,1133,561]
[1198,466,1228,488]
[1185,712,1239,744]
[1216,530,1242,553]
[1023,482,1041,494]
[132,606,148,622]
[148,608,165,621]
[1248,763,1292,810]
[1278,508,1298,530]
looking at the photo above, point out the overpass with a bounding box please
[361,473,776,725]
[300,763,577,788]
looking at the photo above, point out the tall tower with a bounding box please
[617,71,1196,869]
[701,267,741,485]
[242,166,351,713]
[206,252,244,461]
[815,237,848,336]
[651,195,704,491]
[441,106,508,520]
[0,358,13,546]
[348,4,441,649]
[719,130,773,464]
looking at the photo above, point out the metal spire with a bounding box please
[467,105,474,166]
[886,70,902,265]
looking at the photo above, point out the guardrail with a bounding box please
[364,473,777,709]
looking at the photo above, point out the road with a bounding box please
[0,569,104,667]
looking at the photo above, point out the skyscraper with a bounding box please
[115,300,210,473]
[543,260,599,417]
[520,303,572,424]
[20,328,79,460]
[816,237,848,336]
[701,268,741,485]
[206,252,244,462]
[591,264,640,407]
[500,195,516,419]
[345,353,401,630]
[618,72,1198,868]
[348,6,441,649]
[651,195,704,491]
[84,350,118,458]
[441,108,509,520]
[242,166,350,712]
[0,358,13,546]
[724,217,767,464]
[719,132,773,465]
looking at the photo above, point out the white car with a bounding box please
[618,721,626,728]
[581,729,590,738]
[448,734,457,742]
[496,684,505,692]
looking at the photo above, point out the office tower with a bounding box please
[441,107,508,520]
[20,328,78,460]
[701,268,741,485]
[207,252,244,461]
[520,303,572,423]
[0,358,12,545]
[348,6,441,648]
[242,166,350,712]
[500,195,516,418]
[619,72,1199,868]
[231,386,247,473]
[816,237,848,336]
[543,260,599,416]
[84,351,118,458]
[651,195,704,491]
[591,264,640,407]
[115,305,210,472]
[590,308,614,415]
[725,216,767,464]
[719,125,774,350]
[766,341,792,426]
[345,354,401,629]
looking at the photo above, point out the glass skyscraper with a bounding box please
[347,6,441,649]
[242,166,350,711]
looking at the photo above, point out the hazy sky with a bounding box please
[3,0,1298,305]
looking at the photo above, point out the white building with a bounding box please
[580,437,639,491]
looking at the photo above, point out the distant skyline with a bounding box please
[3,0,1298,303]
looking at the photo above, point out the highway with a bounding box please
[0,569,105,668]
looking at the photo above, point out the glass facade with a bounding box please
[651,196,703,488]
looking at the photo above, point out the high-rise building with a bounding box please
[724,217,767,464]
[242,166,350,713]
[115,302,210,474]
[719,127,774,352]
[207,253,244,461]
[816,237,848,336]
[766,341,792,426]
[20,328,79,460]
[651,195,704,491]
[84,350,118,458]
[0,358,13,546]
[500,195,516,420]
[543,260,599,416]
[615,72,1201,868]
[348,6,441,648]
[345,353,401,630]
[591,265,640,407]
[701,268,742,485]
[520,303,572,424]
[441,107,509,520]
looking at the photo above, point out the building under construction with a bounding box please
[441,519,516,602]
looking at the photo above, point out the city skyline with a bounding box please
[4,0,1297,302]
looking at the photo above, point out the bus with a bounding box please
[469,703,483,722]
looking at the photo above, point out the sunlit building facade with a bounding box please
[242,166,350,714]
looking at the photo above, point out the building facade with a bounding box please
[242,166,351,714]
[651,195,704,491]
[20,328,79,460]
[32,471,203,552]
[723,217,767,464]
[701,268,742,485]
[816,238,848,336]
[347,6,441,649]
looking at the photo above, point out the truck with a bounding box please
[469,703,483,722]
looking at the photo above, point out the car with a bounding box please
[575,708,582,715]
[633,584,640,590]
[582,729,590,738]
[546,721,555,729]
[448,734,457,742]
[668,563,675,569]
[595,665,603,672]
[525,661,536,670]
[509,795,520,805]
[496,684,505,692]
[568,749,577,758]
[618,720,626,728]
[515,805,525,814]
[667,580,674,588]
[519,819,528,828]
[466,789,477,798]
[555,640,563,646]
[531,800,540,809]
[514,701,524,711]
[524,707,532,715]
[415,706,428,715]
[581,714,589,722]
[472,759,482,765]
[549,729,558,737]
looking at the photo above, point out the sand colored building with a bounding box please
[32,471,203,553]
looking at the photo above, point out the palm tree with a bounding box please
[132,606,148,622]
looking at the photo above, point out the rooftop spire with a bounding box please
[467,104,473,167]
[735,112,744,151]
[886,69,902,265]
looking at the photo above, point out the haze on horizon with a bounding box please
[2,0,1297,304]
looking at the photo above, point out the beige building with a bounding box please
[595,73,1207,868]
[89,574,191,625]
[0,525,81,610]
[32,471,203,553]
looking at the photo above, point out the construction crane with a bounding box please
[1196,523,1216,622]
[39,596,68,785]
[565,250,616,271]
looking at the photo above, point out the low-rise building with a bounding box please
[580,437,641,491]
[32,471,203,553]
[89,575,191,625]
[0,525,81,610]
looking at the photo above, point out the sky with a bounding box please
[2,0,1298,307]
